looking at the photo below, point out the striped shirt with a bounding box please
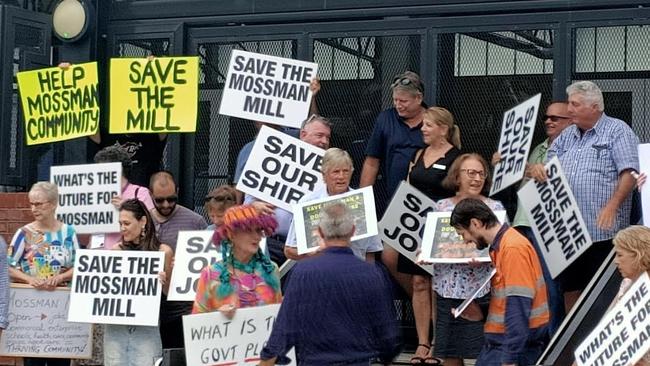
[547,113,639,241]
[0,237,9,328]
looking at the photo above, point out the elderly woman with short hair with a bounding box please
[284,148,383,262]
[8,182,79,366]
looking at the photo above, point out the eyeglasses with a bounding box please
[204,195,235,203]
[153,195,178,204]
[29,201,51,208]
[460,169,486,179]
[543,115,570,122]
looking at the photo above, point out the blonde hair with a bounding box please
[321,148,354,174]
[613,226,650,272]
[423,107,461,149]
[442,153,490,194]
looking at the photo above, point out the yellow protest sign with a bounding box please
[109,57,198,133]
[17,62,99,145]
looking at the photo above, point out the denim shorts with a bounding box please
[104,324,162,366]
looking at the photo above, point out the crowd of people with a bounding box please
[0,70,647,366]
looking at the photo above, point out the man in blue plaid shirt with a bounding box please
[531,80,640,312]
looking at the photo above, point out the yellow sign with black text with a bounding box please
[17,62,99,145]
[109,57,198,133]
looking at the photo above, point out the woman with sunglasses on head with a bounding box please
[431,153,504,366]
[192,205,281,316]
[401,107,461,365]
[104,199,173,366]
[204,185,239,230]
[7,182,79,366]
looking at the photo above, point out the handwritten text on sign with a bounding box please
[575,272,650,366]
[17,62,99,145]
[518,157,592,279]
[110,57,198,133]
[0,285,92,358]
[490,93,541,196]
[237,126,324,211]
[51,162,122,234]
[379,181,435,274]
[220,50,318,128]
[183,304,296,366]
[68,250,164,326]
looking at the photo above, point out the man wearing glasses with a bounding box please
[149,170,207,350]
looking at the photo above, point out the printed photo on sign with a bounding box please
[419,210,507,263]
[575,272,650,366]
[292,187,376,255]
[51,162,122,234]
[490,93,541,196]
[453,268,496,318]
[183,303,296,366]
[378,181,435,275]
[109,57,199,133]
[0,285,93,358]
[68,249,164,326]
[219,50,318,128]
[639,144,649,227]
[236,125,324,211]
[518,157,592,279]
[16,62,99,145]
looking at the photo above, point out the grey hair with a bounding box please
[566,81,604,112]
[321,148,354,174]
[301,114,332,130]
[30,181,58,203]
[318,201,354,240]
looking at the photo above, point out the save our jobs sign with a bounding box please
[109,56,199,133]
[236,125,325,211]
[490,93,541,196]
[219,50,318,128]
[16,62,99,145]
[68,249,164,326]
[575,272,650,366]
[379,181,436,274]
[51,162,122,234]
[183,304,296,366]
[518,157,592,278]
[168,231,222,301]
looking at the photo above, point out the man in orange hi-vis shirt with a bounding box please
[450,198,549,366]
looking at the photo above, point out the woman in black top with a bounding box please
[401,107,461,365]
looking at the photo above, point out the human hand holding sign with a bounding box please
[527,163,548,182]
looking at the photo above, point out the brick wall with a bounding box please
[0,194,29,366]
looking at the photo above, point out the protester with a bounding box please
[204,185,238,230]
[451,198,549,366]
[8,182,79,366]
[0,236,9,338]
[192,205,281,314]
[260,202,402,365]
[93,145,154,249]
[494,101,571,336]
[428,154,504,366]
[284,148,383,262]
[401,106,461,364]
[104,199,173,366]
[149,171,207,349]
[531,81,640,311]
[360,71,427,300]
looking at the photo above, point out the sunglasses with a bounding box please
[154,195,178,204]
[543,115,570,122]
[204,195,235,203]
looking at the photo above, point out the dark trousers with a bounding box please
[23,359,70,366]
[475,341,545,366]
[160,316,185,349]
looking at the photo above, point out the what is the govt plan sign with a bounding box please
[109,56,198,133]
[68,250,164,326]
[419,210,507,263]
[575,272,650,366]
[490,93,541,196]
[379,181,436,275]
[236,126,325,211]
[17,62,99,145]
[219,50,318,129]
[518,157,592,279]
[51,162,121,234]
[183,304,296,366]
[292,187,377,255]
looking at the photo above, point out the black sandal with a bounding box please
[409,344,431,365]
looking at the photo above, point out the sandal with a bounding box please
[422,356,443,365]
[410,344,431,365]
